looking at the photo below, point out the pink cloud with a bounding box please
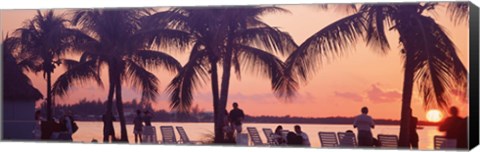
[334,91,363,102]
[367,84,402,103]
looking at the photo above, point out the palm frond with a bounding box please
[52,60,103,97]
[125,60,160,102]
[234,27,298,56]
[166,47,209,112]
[401,16,468,109]
[285,12,366,84]
[236,45,297,99]
[446,2,469,25]
[131,50,182,73]
[316,4,358,14]
[362,5,396,53]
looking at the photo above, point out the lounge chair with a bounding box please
[160,126,177,144]
[262,128,276,145]
[246,127,267,146]
[142,126,158,143]
[318,132,338,147]
[337,132,357,147]
[377,134,398,148]
[434,135,457,150]
[176,126,202,144]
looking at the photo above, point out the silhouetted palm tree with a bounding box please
[52,9,185,142]
[286,2,467,147]
[3,35,44,102]
[12,10,82,121]
[146,7,297,143]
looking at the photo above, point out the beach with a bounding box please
[72,121,442,149]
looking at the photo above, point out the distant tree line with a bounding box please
[39,99,438,126]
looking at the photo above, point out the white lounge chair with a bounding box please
[377,134,398,148]
[160,126,177,144]
[176,126,202,144]
[434,135,457,150]
[318,131,339,147]
[262,128,276,145]
[337,132,357,147]
[142,126,158,143]
[246,127,267,146]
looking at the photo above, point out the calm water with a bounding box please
[72,121,442,150]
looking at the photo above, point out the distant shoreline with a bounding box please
[74,120,439,127]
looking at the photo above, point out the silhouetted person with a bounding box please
[354,107,375,147]
[144,110,152,126]
[58,111,73,141]
[457,117,468,149]
[439,106,463,148]
[272,125,286,145]
[102,112,116,142]
[133,109,143,143]
[223,110,234,143]
[229,102,245,133]
[33,110,44,139]
[286,131,303,146]
[339,130,356,147]
[408,108,419,149]
[294,125,310,147]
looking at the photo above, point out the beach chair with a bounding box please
[160,126,177,144]
[377,134,398,148]
[434,135,457,150]
[318,132,338,147]
[176,126,202,144]
[262,128,276,145]
[337,132,357,147]
[246,127,266,146]
[141,126,158,143]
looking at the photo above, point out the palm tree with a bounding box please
[12,10,82,123]
[146,7,297,143]
[3,35,44,103]
[286,2,468,147]
[52,9,185,142]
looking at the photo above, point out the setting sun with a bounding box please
[426,109,444,122]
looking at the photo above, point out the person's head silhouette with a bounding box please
[275,125,283,132]
[361,107,369,114]
[294,125,302,133]
[233,102,239,109]
[449,106,459,116]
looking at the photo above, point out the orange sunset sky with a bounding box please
[1,3,470,121]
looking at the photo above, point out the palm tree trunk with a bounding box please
[114,67,128,142]
[210,58,223,143]
[104,66,116,142]
[46,71,53,121]
[217,28,234,143]
[398,49,414,147]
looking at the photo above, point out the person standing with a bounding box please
[439,106,464,148]
[409,108,419,149]
[33,110,45,139]
[353,107,375,147]
[229,102,245,134]
[143,110,152,126]
[133,109,144,143]
[294,125,310,147]
[102,112,116,142]
[223,110,235,143]
[59,111,73,141]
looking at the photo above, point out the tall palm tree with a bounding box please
[13,10,82,122]
[286,2,468,147]
[146,7,297,143]
[52,9,186,142]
